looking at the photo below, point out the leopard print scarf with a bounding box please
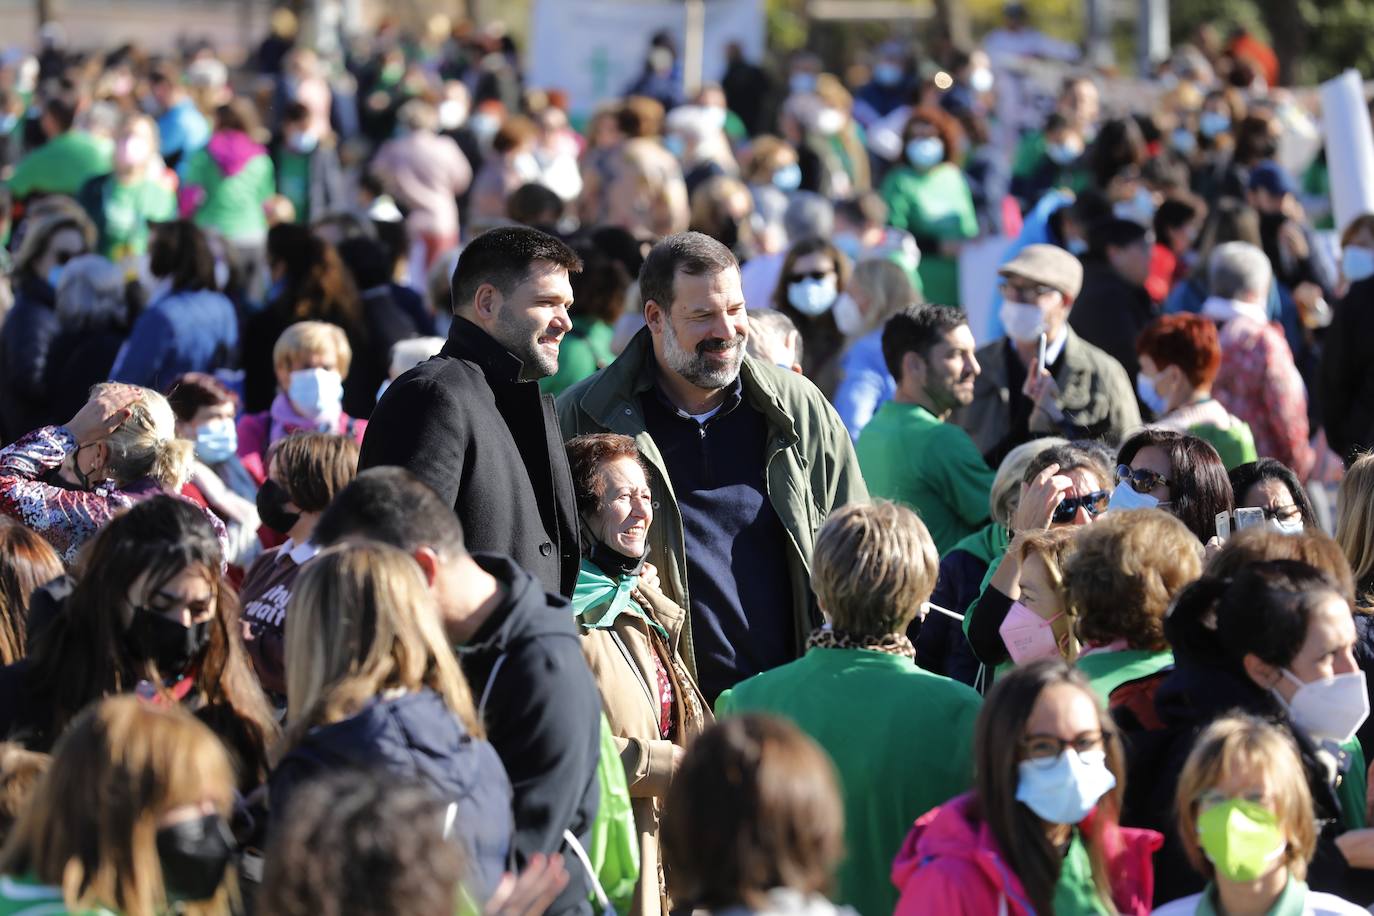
[806,627,917,660]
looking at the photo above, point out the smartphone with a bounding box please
[1037,331,1048,371]
[1215,511,1232,542]
[1235,507,1266,531]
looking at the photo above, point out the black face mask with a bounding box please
[130,608,211,676]
[255,479,301,535]
[156,813,235,903]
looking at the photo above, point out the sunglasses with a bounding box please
[1051,490,1110,524]
[1116,464,1171,494]
[789,270,834,283]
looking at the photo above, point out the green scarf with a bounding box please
[571,559,667,639]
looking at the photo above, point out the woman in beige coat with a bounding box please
[566,433,711,916]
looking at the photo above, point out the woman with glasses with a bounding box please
[771,236,851,395]
[964,443,1113,671]
[1131,559,1374,905]
[894,658,1161,916]
[1154,714,1368,915]
[1111,428,1235,544]
[1229,458,1316,535]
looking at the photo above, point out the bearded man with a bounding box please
[557,231,866,701]
[360,226,584,597]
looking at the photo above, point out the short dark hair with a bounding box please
[1118,428,1235,543]
[639,231,739,314]
[506,183,564,228]
[314,467,465,555]
[1090,217,1149,257]
[259,770,465,916]
[565,434,649,519]
[449,226,582,316]
[335,235,393,291]
[281,101,310,127]
[149,220,216,292]
[165,372,238,422]
[42,97,76,133]
[834,192,887,229]
[880,305,967,381]
[1229,458,1317,528]
[268,433,359,514]
[1154,195,1204,242]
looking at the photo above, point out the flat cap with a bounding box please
[998,243,1084,299]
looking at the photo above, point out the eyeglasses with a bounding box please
[1051,490,1110,524]
[1261,504,1302,523]
[999,279,1058,301]
[1116,464,1171,494]
[789,270,834,283]
[1020,732,1105,768]
[1197,788,1269,811]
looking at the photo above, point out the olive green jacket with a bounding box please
[555,329,867,676]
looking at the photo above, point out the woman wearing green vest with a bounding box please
[565,434,711,916]
[894,659,1162,915]
[1154,715,1369,915]
[1065,509,1201,716]
[878,106,977,308]
[0,696,237,915]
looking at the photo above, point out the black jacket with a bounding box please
[359,317,580,598]
[269,688,515,900]
[0,273,60,443]
[459,553,601,916]
[1068,258,1156,384]
[1321,277,1374,464]
[1121,659,1374,906]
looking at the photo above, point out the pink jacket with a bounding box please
[891,793,1161,916]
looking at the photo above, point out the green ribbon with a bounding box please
[571,559,667,640]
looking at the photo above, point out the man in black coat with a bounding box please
[359,226,583,597]
[1068,216,1156,385]
[315,468,602,916]
[1321,275,1374,465]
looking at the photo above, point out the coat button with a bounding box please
[539,542,553,556]
[651,501,660,510]
[624,408,633,415]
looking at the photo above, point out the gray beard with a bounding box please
[661,320,744,390]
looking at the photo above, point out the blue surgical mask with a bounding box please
[1114,187,1156,226]
[47,265,64,290]
[194,418,238,464]
[1199,111,1231,139]
[288,130,318,154]
[1045,142,1079,166]
[772,163,802,192]
[1171,128,1197,155]
[1136,373,1168,416]
[787,277,838,317]
[789,72,817,95]
[1343,246,1374,283]
[1107,483,1160,512]
[906,137,945,170]
[1015,748,1117,825]
[1067,237,1089,256]
[873,62,904,87]
[833,232,863,263]
[664,134,685,159]
[287,368,344,423]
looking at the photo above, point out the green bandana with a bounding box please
[572,558,638,628]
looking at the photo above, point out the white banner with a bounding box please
[526,0,765,118]
[1320,70,1374,234]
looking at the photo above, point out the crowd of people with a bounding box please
[2,4,1374,915]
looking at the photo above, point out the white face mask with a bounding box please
[1277,668,1369,745]
[288,368,344,423]
[999,301,1048,343]
[1267,515,1303,536]
[1107,484,1159,513]
[1015,749,1117,825]
[788,276,838,317]
[832,292,864,336]
[815,107,846,136]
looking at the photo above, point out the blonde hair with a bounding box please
[0,696,236,916]
[282,542,481,749]
[1336,453,1374,606]
[850,259,915,332]
[1066,509,1202,651]
[272,320,353,378]
[1015,527,1081,660]
[813,500,938,636]
[1175,714,1316,881]
[90,383,193,491]
[991,437,1068,528]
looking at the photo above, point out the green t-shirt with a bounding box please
[7,131,113,199]
[878,163,977,307]
[182,145,275,241]
[856,400,994,555]
[0,873,116,915]
[276,149,312,223]
[98,177,176,260]
[1052,829,1112,915]
[716,648,980,916]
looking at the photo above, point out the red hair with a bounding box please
[1136,313,1221,388]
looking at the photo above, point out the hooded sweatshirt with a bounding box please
[269,688,514,901]
[458,553,603,916]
